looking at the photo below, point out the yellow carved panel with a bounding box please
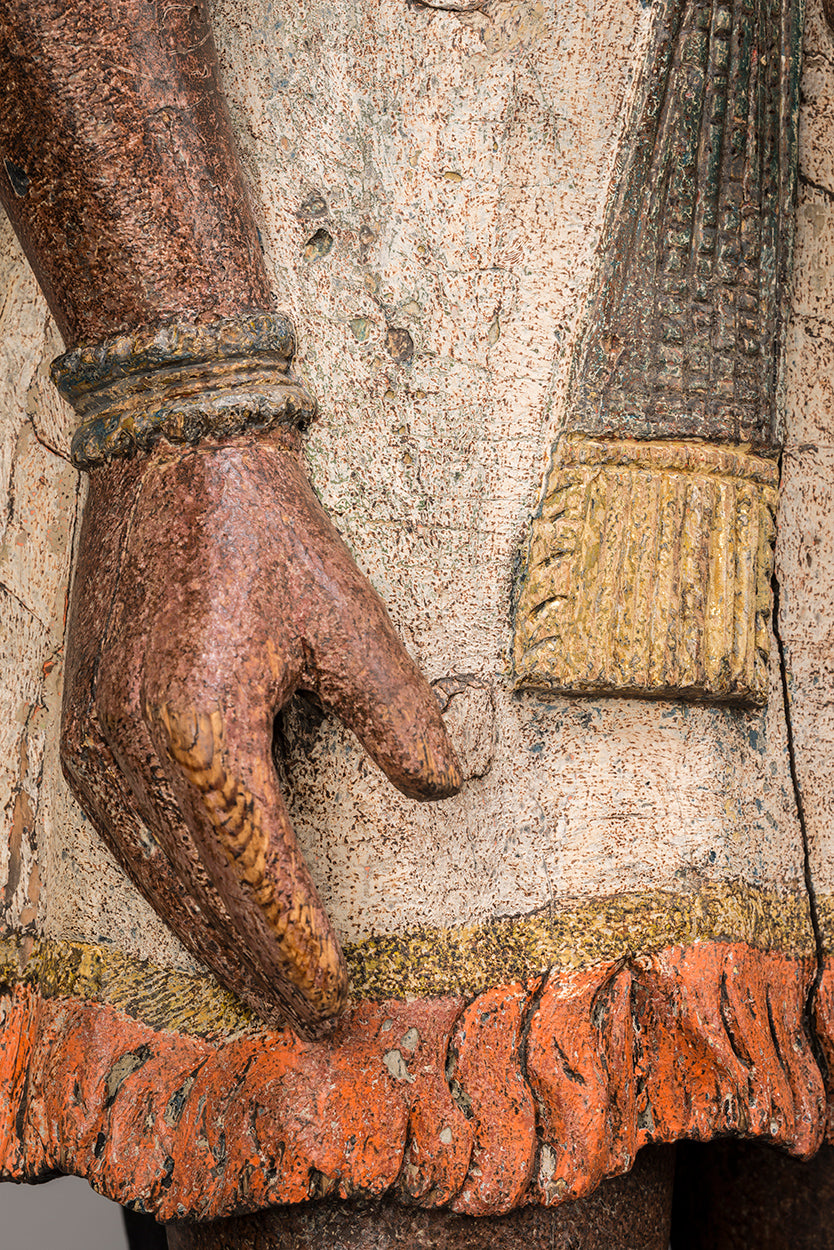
[513,437,779,705]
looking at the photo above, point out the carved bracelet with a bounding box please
[51,313,316,470]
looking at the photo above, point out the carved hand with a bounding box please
[0,0,462,1033]
[61,431,462,1033]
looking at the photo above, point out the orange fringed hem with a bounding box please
[0,942,824,1220]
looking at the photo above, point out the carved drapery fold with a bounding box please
[0,0,824,1227]
[0,912,823,1219]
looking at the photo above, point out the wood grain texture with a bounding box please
[0,0,830,1224]
[0,0,270,344]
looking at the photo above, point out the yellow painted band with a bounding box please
[0,879,813,1036]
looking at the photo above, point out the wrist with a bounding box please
[52,312,315,470]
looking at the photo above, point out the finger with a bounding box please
[144,697,348,1032]
[95,647,348,1032]
[290,491,463,801]
[70,447,347,1033]
[60,463,298,1029]
[317,614,463,801]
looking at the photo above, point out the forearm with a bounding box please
[0,0,269,346]
[0,0,312,469]
[0,0,460,1035]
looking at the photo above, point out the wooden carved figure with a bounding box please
[0,0,833,1244]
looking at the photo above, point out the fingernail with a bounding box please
[396,732,463,800]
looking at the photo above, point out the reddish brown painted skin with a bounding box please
[0,0,460,1032]
[61,433,461,1032]
[0,0,269,345]
[0,0,823,1240]
[0,944,823,1222]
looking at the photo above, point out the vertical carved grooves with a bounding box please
[0,938,824,1216]
[513,437,778,702]
[156,707,278,917]
[565,0,800,449]
[513,0,802,697]
[151,703,347,1020]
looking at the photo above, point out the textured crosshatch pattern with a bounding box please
[563,0,801,451]
[512,0,801,704]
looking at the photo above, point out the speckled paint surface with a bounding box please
[777,0,834,1139]
[0,0,832,1220]
[0,0,813,964]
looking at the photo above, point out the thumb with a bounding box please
[148,698,348,1031]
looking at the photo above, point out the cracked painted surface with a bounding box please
[0,0,833,1220]
[0,941,823,1219]
[0,0,812,962]
[778,0,834,1139]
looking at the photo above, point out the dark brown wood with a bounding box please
[125,1208,169,1250]
[166,1146,676,1250]
[560,0,801,454]
[672,1141,834,1249]
[0,0,270,346]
